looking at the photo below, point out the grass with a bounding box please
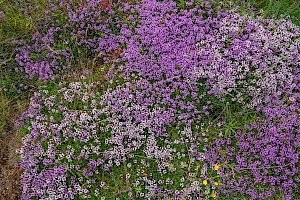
[0,0,299,199]
[0,1,47,198]
[241,0,300,25]
[0,0,48,96]
[196,0,300,25]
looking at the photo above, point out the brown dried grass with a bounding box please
[0,91,28,200]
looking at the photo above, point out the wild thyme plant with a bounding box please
[16,0,299,199]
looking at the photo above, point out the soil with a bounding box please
[0,132,22,200]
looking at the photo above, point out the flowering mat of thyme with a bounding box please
[9,0,300,199]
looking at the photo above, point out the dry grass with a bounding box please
[0,90,28,199]
[0,134,22,200]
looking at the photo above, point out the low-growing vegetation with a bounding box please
[0,0,299,199]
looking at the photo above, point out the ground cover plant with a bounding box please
[0,0,299,199]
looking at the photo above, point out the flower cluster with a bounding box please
[15,0,121,80]
[205,102,300,199]
[17,79,179,199]
[16,0,300,199]
[119,0,299,109]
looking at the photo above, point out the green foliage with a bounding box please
[233,0,300,25]
[0,0,47,97]
[1,0,300,199]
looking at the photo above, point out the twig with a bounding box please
[235,163,295,171]
[45,44,60,55]
[29,16,60,55]
[0,53,14,66]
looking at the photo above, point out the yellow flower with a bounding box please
[214,182,219,186]
[202,180,208,185]
[214,164,220,171]
[211,192,216,198]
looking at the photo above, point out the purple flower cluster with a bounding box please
[119,0,299,109]
[17,79,179,199]
[205,102,300,199]
[15,0,120,80]
[16,0,300,199]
